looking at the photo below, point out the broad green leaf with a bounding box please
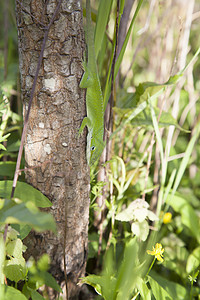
[149,271,189,300]
[178,188,200,208]
[0,180,52,208]
[4,226,19,241]
[0,162,16,177]
[81,246,131,300]
[37,254,50,272]
[166,193,200,243]
[6,238,24,259]
[21,283,32,299]
[82,247,117,299]
[31,290,45,300]
[0,199,56,233]
[148,276,173,300]
[1,285,27,300]
[135,82,167,105]
[12,224,32,240]
[115,238,143,300]
[80,275,103,296]
[4,257,26,282]
[28,269,62,293]
[136,277,151,300]
[100,246,117,300]
[186,246,200,273]
[41,271,63,293]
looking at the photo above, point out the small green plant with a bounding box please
[0,181,61,299]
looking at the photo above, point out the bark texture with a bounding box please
[15,0,90,298]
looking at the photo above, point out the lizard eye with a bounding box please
[91,145,96,151]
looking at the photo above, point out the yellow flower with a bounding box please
[163,212,172,224]
[147,243,164,262]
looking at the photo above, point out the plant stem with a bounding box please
[146,257,156,278]
[189,281,193,300]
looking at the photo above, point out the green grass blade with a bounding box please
[163,169,176,207]
[171,122,200,200]
[181,45,200,75]
[95,0,113,58]
[149,97,164,170]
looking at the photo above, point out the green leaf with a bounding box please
[80,246,117,299]
[1,285,27,300]
[4,226,19,241]
[80,275,103,296]
[0,199,56,233]
[148,276,173,300]
[37,254,50,272]
[6,238,24,259]
[0,180,52,208]
[101,246,117,300]
[0,162,16,177]
[149,271,189,299]
[165,73,183,85]
[166,193,200,243]
[186,246,200,274]
[136,277,151,300]
[28,266,62,293]
[115,238,143,300]
[4,257,27,282]
[135,82,165,105]
[0,144,7,151]
[40,271,62,293]
[12,224,32,240]
[0,133,10,144]
[31,290,45,300]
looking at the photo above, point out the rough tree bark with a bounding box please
[15,0,90,299]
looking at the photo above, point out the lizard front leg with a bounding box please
[78,116,92,135]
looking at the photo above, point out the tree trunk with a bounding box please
[15,0,90,299]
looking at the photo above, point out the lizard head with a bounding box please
[86,130,104,166]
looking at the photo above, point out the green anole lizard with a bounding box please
[79,0,104,166]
